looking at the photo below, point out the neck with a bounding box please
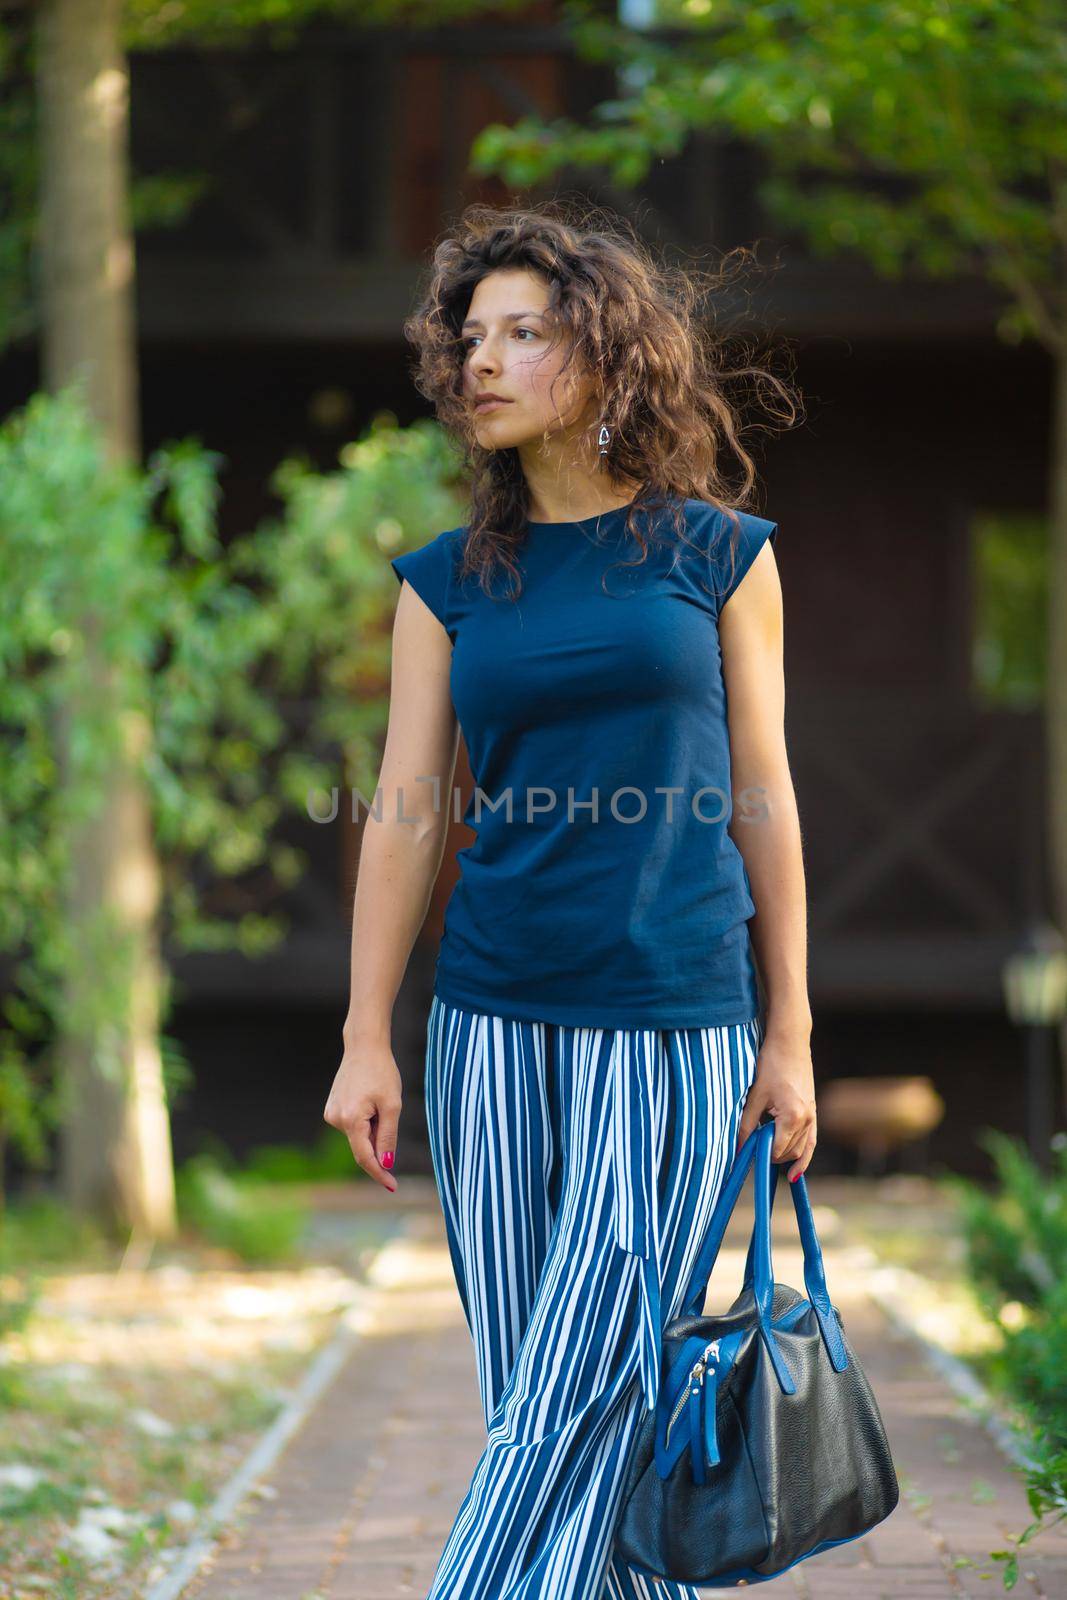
[523,480,645,525]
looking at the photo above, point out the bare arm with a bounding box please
[323,579,459,1192]
[719,541,817,1181]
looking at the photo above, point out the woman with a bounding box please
[325,201,817,1600]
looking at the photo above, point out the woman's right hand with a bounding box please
[323,1036,402,1194]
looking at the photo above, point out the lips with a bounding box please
[474,395,512,409]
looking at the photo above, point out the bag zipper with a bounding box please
[661,1299,812,1453]
[664,1337,720,1449]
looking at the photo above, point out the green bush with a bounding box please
[241,1130,358,1184]
[947,1129,1067,1584]
[949,1130,1067,1315]
[0,1192,109,1272]
[175,1152,308,1264]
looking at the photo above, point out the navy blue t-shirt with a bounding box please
[390,495,778,1028]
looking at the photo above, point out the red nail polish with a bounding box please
[382,1151,394,1170]
[789,1172,799,1183]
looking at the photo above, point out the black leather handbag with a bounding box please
[615,1118,899,1587]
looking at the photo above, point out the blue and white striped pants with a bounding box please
[423,995,764,1600]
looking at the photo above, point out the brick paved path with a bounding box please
[180,1182,1067,1600]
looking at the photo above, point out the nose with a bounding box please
[468,334,502,374]
[472,351,499,378]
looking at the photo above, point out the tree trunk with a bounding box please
[36,0,176,1238]
[1050,349,1067,1123]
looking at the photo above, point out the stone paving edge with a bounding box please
[144,1210,422,1600]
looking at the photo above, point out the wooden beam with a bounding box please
[133,251,1009,344]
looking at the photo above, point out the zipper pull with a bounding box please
[689,1339,723,1479]
[688,1369,707,1485]
[665,1339,726,1457]
[702,1361,722,1467]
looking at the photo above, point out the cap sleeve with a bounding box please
[718,510,778,610]
[390,530,456,630]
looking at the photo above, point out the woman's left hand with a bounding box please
[735,1027,817,1182]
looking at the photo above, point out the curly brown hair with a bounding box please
[403,197,802,602]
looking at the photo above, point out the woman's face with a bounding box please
[460,267,595,449]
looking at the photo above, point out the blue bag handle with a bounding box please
[681,1119,849,1389]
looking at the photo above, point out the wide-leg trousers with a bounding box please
[422,994,764,1600]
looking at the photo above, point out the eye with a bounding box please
[462,328,538,349]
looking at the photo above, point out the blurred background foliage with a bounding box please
[0,383,465,1200]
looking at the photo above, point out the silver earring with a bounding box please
[598,422,611,456]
